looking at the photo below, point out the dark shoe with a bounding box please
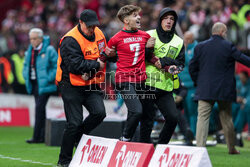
[185,129,194,141]
[119,136,131,142]
[235,138,244,147]
[57,163,70,167]
[184,140,193,146]
[229,148,240,155]
[216,133,226,144]
[235,133,244,147]
[26,139,44,144]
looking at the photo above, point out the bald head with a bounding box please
[212,22,227,38]
[184,31,194,47]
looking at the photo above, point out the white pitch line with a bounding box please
[0,154,55,166]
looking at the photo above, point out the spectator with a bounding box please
[0,0,249,63]
[187,0,206,39]
[0,52,13,93]
[179,31,198,135]
[23,28,58,144]
[174,81,194,146]
[109,62,124,114]
[211,0,231,24]
[189,22,250,154]
[56,9,106,166]
[233,71,250,146]
[231,3,250,29]
[10,46,27,94]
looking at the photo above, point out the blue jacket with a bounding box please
[189,35,250,101]
[179,40,198,89]
[23,36,58,95]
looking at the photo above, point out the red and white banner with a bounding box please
[148,145,212,167]
[108,141,154,167]
[0,108,30,126]
[69,135,118,167]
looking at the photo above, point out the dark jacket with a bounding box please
[189,35,250,101]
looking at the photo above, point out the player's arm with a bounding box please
[145,37,161,68]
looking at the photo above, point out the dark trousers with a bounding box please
[58,82,106,165]
[176,108,193,140]
[116,82,145,139]
[140,88,178,144]
[32,81,50,141]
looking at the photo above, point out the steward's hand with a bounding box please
[81,73,89,81]
[97,58,105,71]
[168,65,180,75]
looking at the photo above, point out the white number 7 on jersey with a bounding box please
[130,43,140,65]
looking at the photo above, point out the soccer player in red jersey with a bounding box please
[101,5,156,141]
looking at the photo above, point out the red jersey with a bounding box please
[108,29,150,83]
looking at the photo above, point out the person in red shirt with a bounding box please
[101,5,155,141]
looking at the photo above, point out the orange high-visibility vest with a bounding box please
[0,57,13,84]
[56,26,106,86]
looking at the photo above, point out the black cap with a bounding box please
[80,9,100,26]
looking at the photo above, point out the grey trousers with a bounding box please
[196,100,236,151]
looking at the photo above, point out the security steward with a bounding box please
[140,7,185,144]
[56,9,107,167]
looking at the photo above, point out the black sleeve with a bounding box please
[175,45,185,67]
[108,55,118,63]
[145,48,154,62]
[106,52,118,63]
[60,37,100,75]
[159,45,185,67]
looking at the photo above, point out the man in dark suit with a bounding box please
[189,22,250,154]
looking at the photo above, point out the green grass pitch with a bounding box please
[0,127,249,167]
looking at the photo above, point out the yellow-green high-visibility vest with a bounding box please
[145,29,183,91]
[11,54,25,84]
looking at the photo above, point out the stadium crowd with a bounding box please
[0,0,249,56]
[0,0,250,150]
